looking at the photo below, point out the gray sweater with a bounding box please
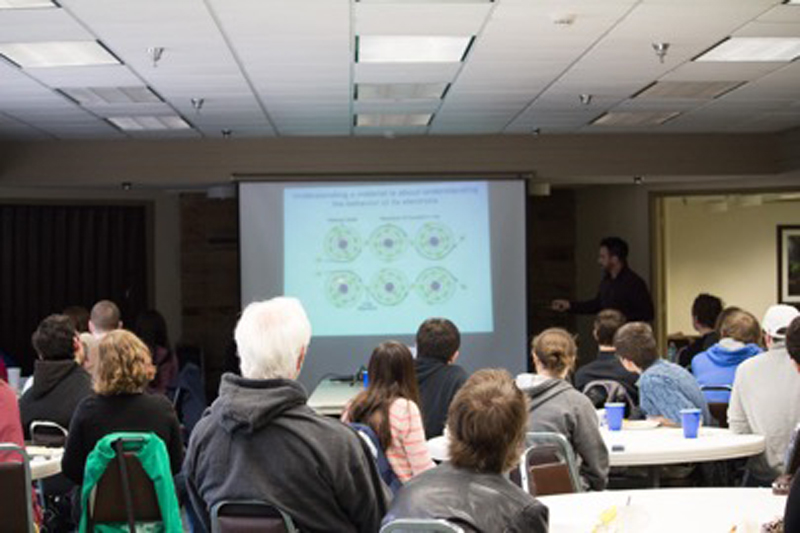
[517,374,609,491]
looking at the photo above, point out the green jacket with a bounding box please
[79,432,182,533]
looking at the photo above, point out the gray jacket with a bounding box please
[517,374,609,491]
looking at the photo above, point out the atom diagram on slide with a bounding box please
[368,224,408,262]
[324,225,362,262]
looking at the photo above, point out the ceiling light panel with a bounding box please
[356,113,432,127]
[356,83,448,101]
[0,41,119,67]
[635,81,744,99]
[592,111,681,127]
[0,0,56,8]
[695,37,800,62]
[357,36,473,63]
[108,115,191,131]
[61,86,162,106]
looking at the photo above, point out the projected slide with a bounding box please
[284,181,493,336]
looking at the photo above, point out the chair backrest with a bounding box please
[516,432,582,496]
[88,438,161,532]
[380,518,465,533]
[707,402,729,428]
[581,379,635,412]
[30,420,69,448]
[0,443,35,533]
[211,501,297,533]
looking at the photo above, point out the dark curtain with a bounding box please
[0,204,148,373]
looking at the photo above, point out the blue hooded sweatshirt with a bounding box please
[691,341,762,403]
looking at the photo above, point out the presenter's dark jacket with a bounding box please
[414,358,468,439]
[570,266,654,322]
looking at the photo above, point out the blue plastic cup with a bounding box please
[681,408,702,438]
[605,402,625,431]
[362,370,369,388]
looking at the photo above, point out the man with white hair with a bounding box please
[729,304,800,486]
[184,297,387,532]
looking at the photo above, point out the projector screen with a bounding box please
[240,179,527,390]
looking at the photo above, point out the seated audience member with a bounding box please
[678,294,724,368]
[729,305,800,487]
[62,330,183,487]
[1,377,43,524]
[62,305,90,334]
[517,328,609,491]
[342,341,434,483]
[88,299,122,338]
[383,369,548,532]
[19,314,93,440]
[134,309,179,395]
[184,297,387,533]
[784,317,800,531]
[615,322,710,426]
[573,309,639,410]
[691,308,762,403]
[76,332,98,374]
[414,317,468,438]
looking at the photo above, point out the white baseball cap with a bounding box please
[762,304,800,339]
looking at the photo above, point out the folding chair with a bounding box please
[0,443,35,533]
[513,432,582,496]
[700,384,732,427]
[774,424,800,494]
[30,420,69,448]
[87,437,163,533]
[380,518,465,533]
[211,501,297,533]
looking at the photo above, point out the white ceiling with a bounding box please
[0,0,799,139]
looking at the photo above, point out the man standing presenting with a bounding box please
[552,237,654,323]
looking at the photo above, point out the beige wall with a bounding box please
[0,187,182,342]
[664,196,800,336]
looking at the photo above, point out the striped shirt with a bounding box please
[385,398,436,482]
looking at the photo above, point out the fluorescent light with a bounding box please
[356,83,449,100]
[592,111,680,127]
[785,0,800,4]
[0,0,56,8]
[61,86,162,106]
[107,116,191,131]
[358,0,492,3]
[357,36,473,63]
[0,41,120,68]
[695,37,800,62]
[356,113,432,127]
[635,81,744,99]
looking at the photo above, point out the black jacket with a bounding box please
[184,374,388,533]
[415,358,468,439]
[574,350,640,407]
[383,462,549,533]
[19,359,93,440]
[571,266,654,322]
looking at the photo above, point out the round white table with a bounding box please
[26,446,63,480]
[427,427,765,466]
[538,488,785,533]
[603,426,765,467]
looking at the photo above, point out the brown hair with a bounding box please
[94,330,155,395]
[614,322,659,370]
[531,328,577,376]
[714,306,742,334]
[347,341,421,450]
[594,309,626,347]
[448,369,528,474]
[719,309,761,345]
[416,318,460,363]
